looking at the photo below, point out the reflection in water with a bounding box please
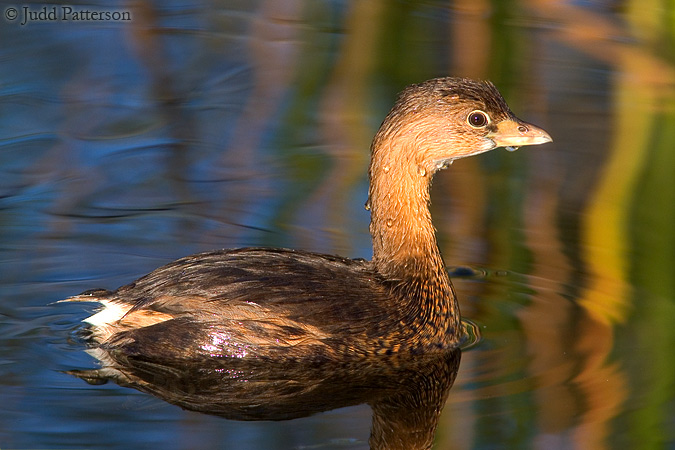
[68,340,460,450]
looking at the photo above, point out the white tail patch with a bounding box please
[83,298,175,343]
[62,294,174,343]
[85,300,131,327]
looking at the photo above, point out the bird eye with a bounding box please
[467,110,489,128]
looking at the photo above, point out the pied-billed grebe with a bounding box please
[65,77,551,370]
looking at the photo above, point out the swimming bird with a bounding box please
[65,77,551,401]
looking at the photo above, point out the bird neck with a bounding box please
[367,132,456,308]
[366,122,441,269]
[367,134,460,338]
[368,159,441,278]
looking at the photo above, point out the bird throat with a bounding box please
[367,141,445,282]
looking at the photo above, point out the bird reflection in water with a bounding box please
[68,342,460,449]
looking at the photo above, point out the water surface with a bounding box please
[1,0,674,448]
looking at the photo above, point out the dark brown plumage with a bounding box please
[64,77,551,445]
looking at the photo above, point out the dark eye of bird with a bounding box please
[467,110,489,128]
